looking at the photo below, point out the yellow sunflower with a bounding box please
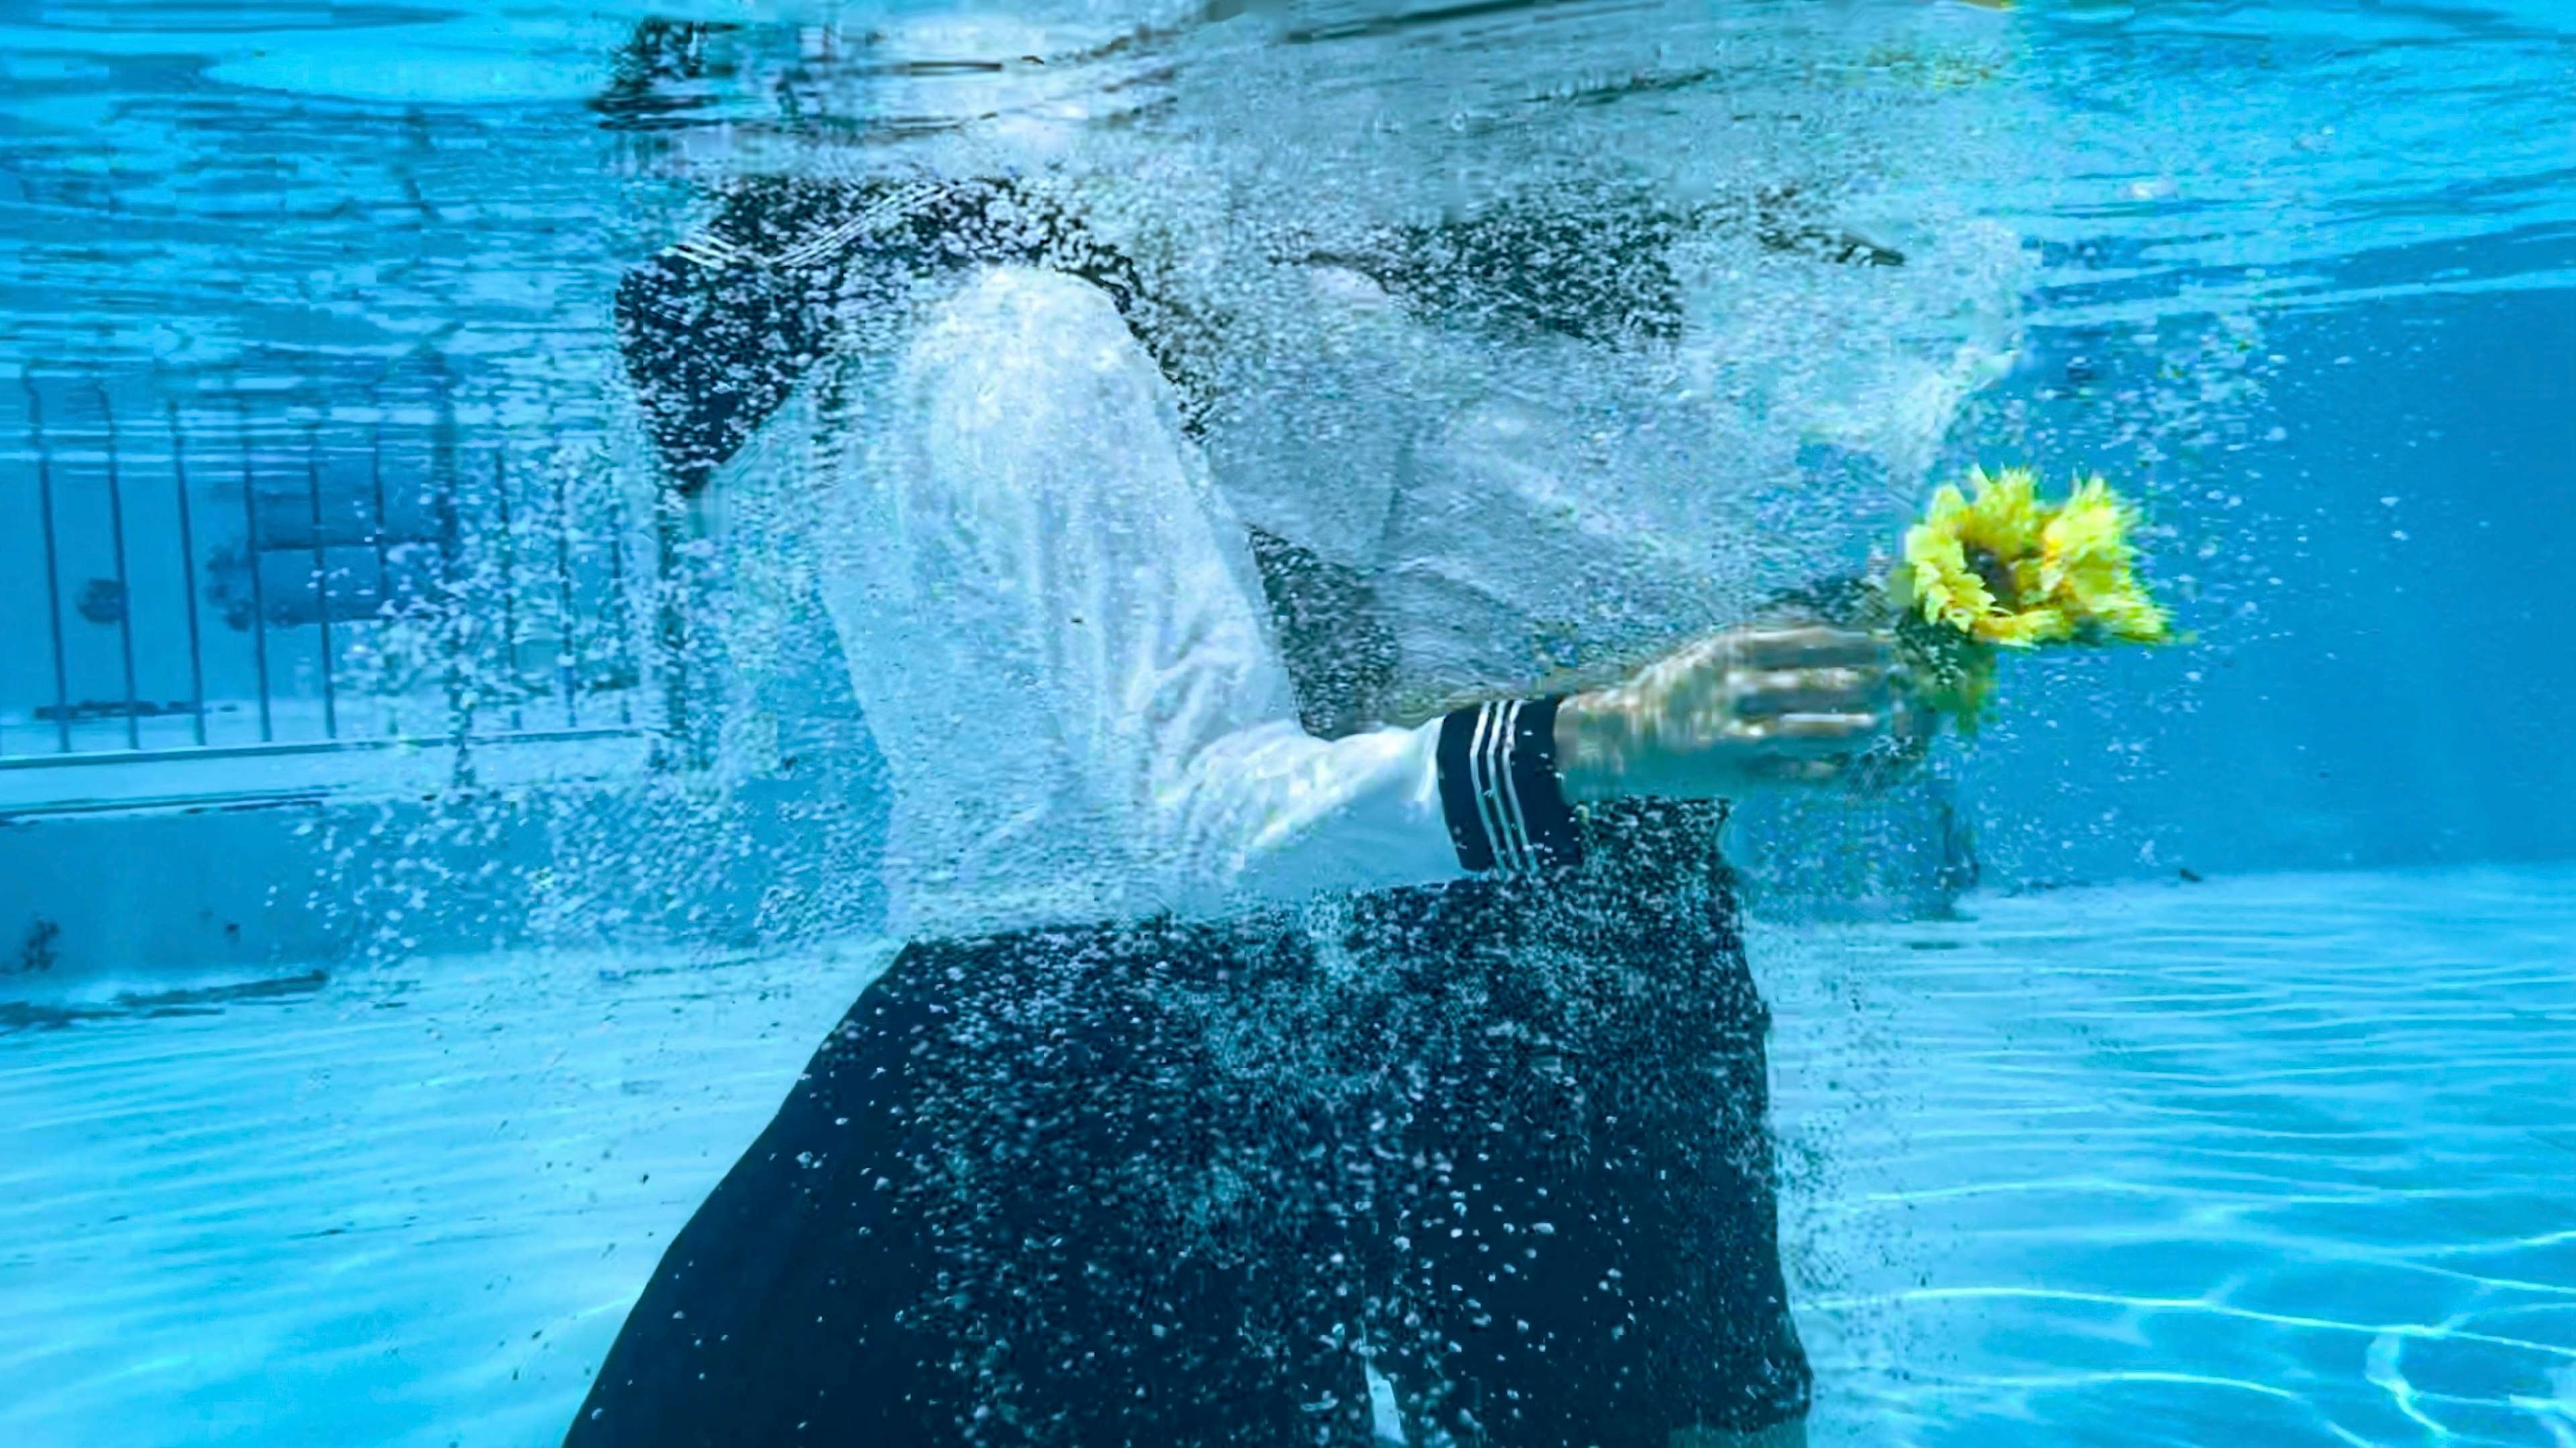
[2040,476,2170,643]
[1892,465,2173,730]
[1901,465,2072,648]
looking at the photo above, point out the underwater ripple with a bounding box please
[1766,863,2576,1447]
[3,865,2571,1445]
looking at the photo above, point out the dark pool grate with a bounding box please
[3,353,660,771]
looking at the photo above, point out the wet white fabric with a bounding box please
[657,5,2030,737]
[814,266,1464,940]
[1194,258,1946,725]
[1193,263,1771,724]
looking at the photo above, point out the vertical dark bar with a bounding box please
[605,490,633,727]
[169,398,209,746]
[22,376,72,753]
[651,489,695,771]
[425,349,472,787]
[236,397,274,742]
[367,403,395,739]
[552,455,578,728]
[305,423,337,739]
[368,419,392,614]
[95,384,142,750]
[493,450,522,732]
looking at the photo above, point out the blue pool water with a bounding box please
[1773,867,2576,1447]
[5,865,2571,1446]
[4,1,2575,1445]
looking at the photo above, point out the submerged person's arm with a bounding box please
[818,266,1900,926]
[817,266,1484,921]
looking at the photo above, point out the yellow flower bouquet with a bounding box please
[1892,465,2171,730]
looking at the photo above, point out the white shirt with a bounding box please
[783,233,2010,940]
[812,266,1468,940]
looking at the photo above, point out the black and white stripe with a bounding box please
[1437,696,1582,875]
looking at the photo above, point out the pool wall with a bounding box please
[5,258,2571,995]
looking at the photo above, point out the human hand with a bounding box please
[1550,624,1923,803]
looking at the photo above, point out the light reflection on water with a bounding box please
[4,0,2571,375]
[3,866,2571,1446]
[1767,865,2576,1447]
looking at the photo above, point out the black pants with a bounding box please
[566,835,1809,1447]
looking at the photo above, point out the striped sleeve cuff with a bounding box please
[1436,697,1584,875]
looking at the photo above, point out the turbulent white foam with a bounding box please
[694,1,2039,716]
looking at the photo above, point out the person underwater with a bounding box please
[567,15,2026,1445]
[564,158,1957,1448]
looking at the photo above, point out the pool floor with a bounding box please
[4,865,2571,1447]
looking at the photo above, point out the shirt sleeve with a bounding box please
[813,266,1575,933]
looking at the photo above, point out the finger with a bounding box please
[1733,711,1886,755]
[1731,667,1885,717]
[1677,701,1879,744]
[1762,710,1884,739]
[1729,625,1890,671]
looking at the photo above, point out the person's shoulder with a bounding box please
[915,266,1130,361]
[893,265,1189,486]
